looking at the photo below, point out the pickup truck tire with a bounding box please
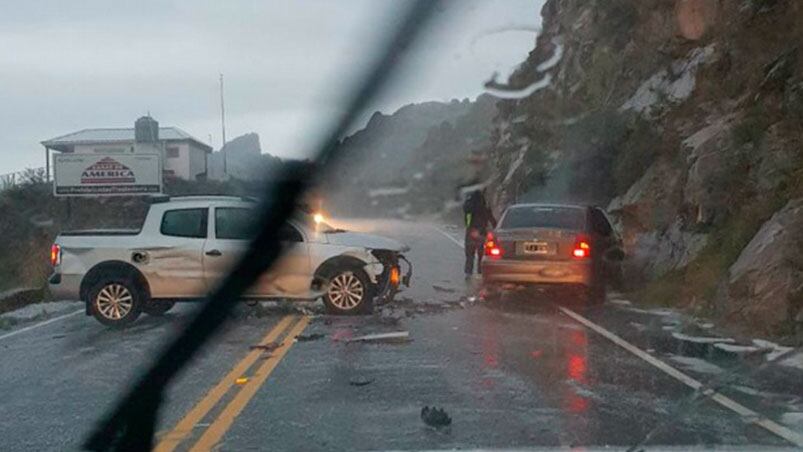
[143,300,175,316]
[322,266,374,315]
[88,278,144,327]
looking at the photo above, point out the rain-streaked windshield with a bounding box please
[1,1,801,451]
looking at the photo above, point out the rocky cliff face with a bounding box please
[486,0,803,339]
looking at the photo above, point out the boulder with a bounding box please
[721,198,803,336]
[633,220,708,278]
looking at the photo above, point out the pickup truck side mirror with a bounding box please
[604,247,625,262]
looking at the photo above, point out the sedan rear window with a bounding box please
[500,206,585,230]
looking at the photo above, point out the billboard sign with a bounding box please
[53,153,162,196]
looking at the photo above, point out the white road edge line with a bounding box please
[559,306,803,447]
[432,226,465,249]
[434,224,803,446]
[0,309,83,341]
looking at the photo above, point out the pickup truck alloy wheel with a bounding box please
[328,272,365,310]
[89,278,143,327]
[96,284,133,320]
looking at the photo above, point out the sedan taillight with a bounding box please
[484,232,503,258]
[50,243,61,267]
[573,236,591,259]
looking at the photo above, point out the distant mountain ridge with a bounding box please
[207,132,282,181]
[327,95,497,216]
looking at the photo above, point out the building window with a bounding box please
[166,147,180,158]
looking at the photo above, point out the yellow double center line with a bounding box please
[155,315,309,452]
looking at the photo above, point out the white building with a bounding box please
[42,116,212,181]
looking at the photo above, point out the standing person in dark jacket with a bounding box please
[463,189,497,275]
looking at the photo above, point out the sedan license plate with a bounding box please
[522,241,549,254]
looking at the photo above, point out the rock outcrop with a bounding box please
[721,198,803,336]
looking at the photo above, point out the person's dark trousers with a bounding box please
[464,229,484,274]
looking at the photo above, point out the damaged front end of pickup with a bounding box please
[371,248,412,306]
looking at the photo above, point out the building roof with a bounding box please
[42,127,213,152]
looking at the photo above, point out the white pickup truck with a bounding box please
[48,196,411,327]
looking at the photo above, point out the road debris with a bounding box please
[346,331,411,344]
[378,306,404,323]
[235,377,249,385]
[295,306,318,316]
[421,406,452,428]
[608,297,632,306]
[295,333,324,342]
[250,341,283,352]
[348,376,374,386]
[331,329,354,342]
[672,332,735,344]
[432,284,456,293]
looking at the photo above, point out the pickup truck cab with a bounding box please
[49,196,411,327]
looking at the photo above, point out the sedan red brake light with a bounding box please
[484,232,503,258]
[573,237,590,258]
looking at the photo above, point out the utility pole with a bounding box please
[219,73,227,174]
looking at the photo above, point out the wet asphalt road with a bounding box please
[0,219,801,451]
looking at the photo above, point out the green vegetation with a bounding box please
[544,111,661,202]
[611,116,659,196]
[584,47,622,107]
[732,105,772,146]
[636,187,790,311]
[597,0,638,42]
[745,0,781,13]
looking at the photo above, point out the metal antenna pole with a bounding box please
[220,73,227,174]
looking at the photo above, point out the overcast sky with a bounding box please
[0,0,542,174]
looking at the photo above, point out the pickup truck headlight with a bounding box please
[389,266,400,286]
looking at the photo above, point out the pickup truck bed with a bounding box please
[60,229,140,237]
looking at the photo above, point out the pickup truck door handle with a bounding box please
[205,249,222,257]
